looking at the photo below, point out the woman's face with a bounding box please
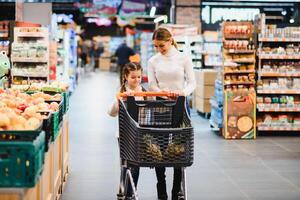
[153,39,172,55]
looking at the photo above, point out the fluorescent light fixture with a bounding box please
[282,10,287,15]
[290,18,295,23]
[154,15,168,23]
[150,6,156,17]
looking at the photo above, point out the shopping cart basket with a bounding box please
[117,92,194,200]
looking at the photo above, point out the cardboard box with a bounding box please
[99,58,110,71]
[195,84,214,99]
[194,69,218,85]
[195,97,211,113]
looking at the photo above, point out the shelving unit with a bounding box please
[256,26,300,132]
[174,35,203,69]
[222,21,256,139]
[11,27,49,87]
[140,31,154,73]
[0,21,14,57]
[202,31,222,68]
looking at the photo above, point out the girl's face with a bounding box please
[153,39,172,55]
[125,69,142,89]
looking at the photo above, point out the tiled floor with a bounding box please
[61,71,300,200]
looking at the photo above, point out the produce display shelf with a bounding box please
[11,57,48,63]
[259,54,300,60]
[257,90,300,94]
[258,126,300,131]
[15,32,46,38]
[224,70,255,74]
[12,72,48,78]
[259,38,300,42]
[259,72,300,77]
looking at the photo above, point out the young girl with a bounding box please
[108,62,144,199]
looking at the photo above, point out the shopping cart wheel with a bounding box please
[117,193,125,200]
[177,192,185,200]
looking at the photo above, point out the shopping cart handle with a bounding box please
[117,91,176,99]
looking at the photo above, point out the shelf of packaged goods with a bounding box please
[259,54,300,60]
[11,72,48,78]
[226,49,256,54]
[259,72,300,77]
[259,37,300,42]
[224,70,255,74]
[224,81,255,85]
[257,126,300,131]
[11,57,48,63]
[257,105,300,112]
[232,59,256,64]
[257,90,300,94]
[15,32,47,38]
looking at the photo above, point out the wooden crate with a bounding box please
[61,114,69,192]
[53,127,63,199]
[0,180,41,200]
[41,144,54,200]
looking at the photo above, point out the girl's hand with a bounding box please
[170,90,184,97]
[125,91,134,96]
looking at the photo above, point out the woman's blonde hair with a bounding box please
[152,27,178,49]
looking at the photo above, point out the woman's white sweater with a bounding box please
[147,46,196,96]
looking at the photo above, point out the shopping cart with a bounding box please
[117,92,194,200]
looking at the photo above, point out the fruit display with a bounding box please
[0,89,61,130]
[11,43,48,59]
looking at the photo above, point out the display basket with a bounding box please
[44,100,63,141]
[118,92,194,168]
[0,130,45,187]
[39,111,52,151]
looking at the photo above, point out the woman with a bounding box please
[147,27,196,200]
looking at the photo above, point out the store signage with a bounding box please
[122,0,146,13]
[93,0,121,7]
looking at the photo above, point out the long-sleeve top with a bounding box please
[107,85,144,117]
[147,46,196,96]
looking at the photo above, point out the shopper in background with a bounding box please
[108,62,146,200]
[90,40,104,72]
[147,27,196,200]
[115,41,135,84]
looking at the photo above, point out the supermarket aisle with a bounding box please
[62,71,300,200]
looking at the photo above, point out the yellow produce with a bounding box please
[24,117,40,130]
[0,114,10,127]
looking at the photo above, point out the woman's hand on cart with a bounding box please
[117,91,180,99]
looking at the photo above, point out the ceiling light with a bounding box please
[281,10,287,15]
[290,18,295,23]
[150,6,156,17]
[154,15,168,23]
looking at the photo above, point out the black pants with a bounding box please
[155,167,182,199]
[123,165,140,197]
